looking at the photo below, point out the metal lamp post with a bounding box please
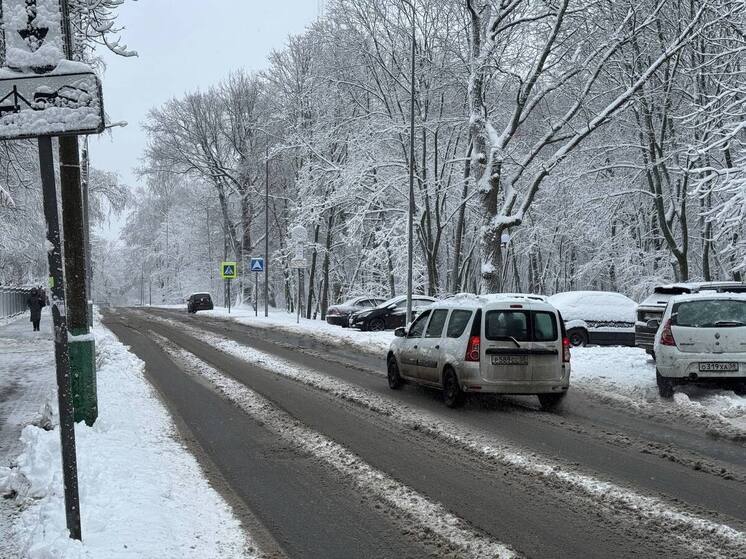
[405,0,416,326]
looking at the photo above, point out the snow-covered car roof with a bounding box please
[433,292,550,310]
[548,291,636,322]
[187,292,212,298]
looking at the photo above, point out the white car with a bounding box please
[387,294,571,409]
[548,291,637,347]
[654,293,746,398]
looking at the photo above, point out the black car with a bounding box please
[326,296,385,327]
[187,292,213,314]
[349,295,436,331]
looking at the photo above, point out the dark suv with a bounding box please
[187,292,214,314]
[635,282,746,356]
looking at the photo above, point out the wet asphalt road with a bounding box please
[102,307,746,559]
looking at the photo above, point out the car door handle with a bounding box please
[413,345,418,349]
[435,345,440,349]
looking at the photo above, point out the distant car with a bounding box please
[349,295,436,331]
[387,293,570,408]
[187,292,213,314]
[326,296,386,327]
[636,282,746,357]
[654,293,746,398]
[548,291,636,347]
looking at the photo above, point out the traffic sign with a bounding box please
[250,257,264,272]
[0,1,105,141]
[221,261,237,279]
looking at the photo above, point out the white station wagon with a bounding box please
[654,293,746,397]
[387,294,571,408]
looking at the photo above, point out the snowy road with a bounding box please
[103,307,746,559]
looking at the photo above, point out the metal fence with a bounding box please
[0,287,32,319]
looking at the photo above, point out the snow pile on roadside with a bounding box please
[571,346,746,436]
[0,324,250,558]
[200,305,394,355]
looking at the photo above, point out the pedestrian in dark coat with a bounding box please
[27,288,45,331]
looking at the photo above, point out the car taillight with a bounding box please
[465,335,480,362]
[660,319,676,346]
[562,337,571,363]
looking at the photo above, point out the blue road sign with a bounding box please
[250,257,265,273]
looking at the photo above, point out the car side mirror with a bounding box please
[647,319,660,330]
[394,327,406,338]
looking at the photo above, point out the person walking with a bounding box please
[27,287,45,332]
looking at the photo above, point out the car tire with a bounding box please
[387,356,403,389]
[656,370,674,399]
[369,318,386,332]
[443,368,465,408]
[538,392,566,411]
[567,328,588,348]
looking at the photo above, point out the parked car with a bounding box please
[548,291,637,347]
[636,282,746,357]
[326,296,385,327]
[349,295,436,331]
[654,293,746,398]
[386,294,571,409]
[187,292,213,314]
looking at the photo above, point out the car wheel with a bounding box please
[369,318,386,332]
[538,392,566,411]
[387,357,403,389]
[656,370,674,399]
[443,368,465,408]
[567,328,588,348]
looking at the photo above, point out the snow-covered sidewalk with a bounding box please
[181,305,746,438]
[0,312,251,558]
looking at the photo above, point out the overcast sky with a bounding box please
[90,0,319,235]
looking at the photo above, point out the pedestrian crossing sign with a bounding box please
[250,257,264,273]
[221,262,237,279]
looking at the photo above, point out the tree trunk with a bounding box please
[306,223,320,319]
[320,210,334,320]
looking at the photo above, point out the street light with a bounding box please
[404,0,416,326]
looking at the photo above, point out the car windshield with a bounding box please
[673,299,746,327]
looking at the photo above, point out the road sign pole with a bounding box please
[264,147,269,318]
[227,280,231,314]
[255,272,258,317]
[297,269,301,324]
[38,135,82,541]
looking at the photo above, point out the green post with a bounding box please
[60,137,98,426]
[68,328,97,425]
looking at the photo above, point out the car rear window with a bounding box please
[534,311,558,341]
[673,300,746,328]
[425,309,448,338]
[447,310,472,338]
[485,311,529,341]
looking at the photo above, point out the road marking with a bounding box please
[153,334,519,559]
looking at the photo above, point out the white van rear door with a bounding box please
[672,299,746,354]
[530,310,563,381]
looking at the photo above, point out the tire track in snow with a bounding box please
[147,316,746,559]
[152,333,519,559]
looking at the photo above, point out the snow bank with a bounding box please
[571,346,746,436]
[0,322,250,558]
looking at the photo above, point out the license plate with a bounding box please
[698,362,739,372]
[491,355,528,366]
